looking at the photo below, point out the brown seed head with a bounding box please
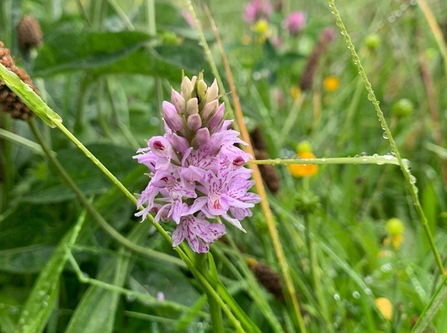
[17,15,43,52]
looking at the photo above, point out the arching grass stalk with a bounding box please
[326,0,444,276]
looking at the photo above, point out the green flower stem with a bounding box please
[177,247,260,333]
[327,0,445,275]
[196,254,224,333]
[250,155,403,166]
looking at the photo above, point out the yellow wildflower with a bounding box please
[323,76,340,92]
[385,218,404,250]
[375,297,393,321]
[290,86,301,100]
[254,19,270,43]
[288,151,318,178]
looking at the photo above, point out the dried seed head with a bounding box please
[250,126,267,151]
[17,15,43,53]
[299,27,336,91]
[0,41,38,120]
[247,258,284,301]
[255,150,281,194]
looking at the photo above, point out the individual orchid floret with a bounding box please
[134,73,261,253]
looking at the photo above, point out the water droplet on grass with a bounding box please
[380,263,392,272]
[352,291,361,299]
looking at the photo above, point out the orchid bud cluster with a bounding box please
[134,74,261,253]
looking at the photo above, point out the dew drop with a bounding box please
[352,291,361,299]
[7,306,18,315]
[333,293,341,301]
[383,132,389,140]
[409,175,417,184]
[126,293,136,302]
[380,263,393,272]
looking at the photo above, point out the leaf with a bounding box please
[0,246,55,274]
[21,144,135,204]
[0,294,20,333]
[33,31,208,81]
[33,31,153,76]
[16,210,86,333]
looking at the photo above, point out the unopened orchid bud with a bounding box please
[171,89,185,114]
[196,79,208,103]
[207,103,225,133]
[186,97,199,115]
[201,99,218,120]
[181,75,196,100]
[187,113,202,131]
[205,79,219,104]
[162,101,184,131]
[195,127,210,146]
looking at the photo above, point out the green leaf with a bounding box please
[16,210,86,333]
[0,294,20,333]
[32,31,208,81]
[0,246,55,274]
[33,31,153,76]
[22,144,135,203]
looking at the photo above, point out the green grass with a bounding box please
[0,0,447,332]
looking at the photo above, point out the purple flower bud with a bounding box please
[195,127,210,146]
[163,101,183,132]
[171,89,185,114]
[201,99,218,120]
[285,11,306,35]
[207,103,225,133]
[187,113,202,131]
